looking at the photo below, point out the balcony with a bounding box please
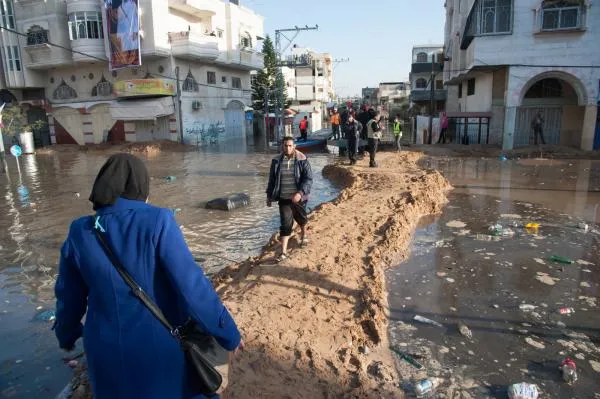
[168,31,219,61]
[223,49,264,71]
[411,62,443,74]
[295,76,314,85]
[71,38,107,63]
[410,89,447,102]
[168,0,219,18]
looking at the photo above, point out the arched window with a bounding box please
[416,78,428,89]
[91,75,113,97]
[416,52,428,63]
[182,70,199,92]
[53,79,77,100]
[541,0,584,31]
[524,78,563,98]
[240,32,252,49]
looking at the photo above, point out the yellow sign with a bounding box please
[114,79,176,97]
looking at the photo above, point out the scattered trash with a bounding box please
[206,193,251,211]
[590,359,600,373]
[519,304,537,312]
[560,358,578,384]
[171,208,182,215]
[413,315,444,328]
[557,307,575,315]
[535,272,558,286]
[525,222,540,229]
[499,154,508,161]
[67,360,79,369]
[34,309,56,322]
[507,382,539,399]
[475,233,500,241]
[525,337,545,349]
[74,192,81,198]
[390,347,424,370]
[458,322,472,339]
[446,220,466,228]
[578,222,589,232]
[488,223,515,237]
[414,377,443,398]
[549,255,573,264]
[164,175,177,182]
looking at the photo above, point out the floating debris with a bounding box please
[414,315,444,328]
[525,337,545,349]
[446,220,466,228]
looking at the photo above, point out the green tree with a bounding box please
[251,35,288,113]
[1,105,46,139]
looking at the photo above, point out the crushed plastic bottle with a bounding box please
[415,377,443,397]
[558,307,575,315]
[549,255,573,264]
[560,358,578,384]
[34,309,56,322]
[578,222,589,232]
[413,315,444,328]
[519,304,537,312]
[458,322,472,339]
[164,175,177,182]
[507,382,539,399]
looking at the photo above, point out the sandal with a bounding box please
[276,253,288,263]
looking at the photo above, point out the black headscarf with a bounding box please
[89,153,150,210]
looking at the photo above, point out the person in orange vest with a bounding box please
[330,108,341,140]
[299,116,309,141]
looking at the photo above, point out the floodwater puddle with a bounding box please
[388,158,600,398]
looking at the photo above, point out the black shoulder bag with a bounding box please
[94,227,227,395]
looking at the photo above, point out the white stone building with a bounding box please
[444,0,599,149]
[0,0,263,146]
[377,81,410,106]
[283,46,334,132]
[409,45,446,114]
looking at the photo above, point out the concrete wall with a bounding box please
[561,105,585,147]
[456,72,493,112]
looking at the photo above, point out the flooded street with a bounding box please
[388,158,600,398]
[0,144,339,398]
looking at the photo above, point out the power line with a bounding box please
[0,25,254,95]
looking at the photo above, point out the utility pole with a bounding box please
[428,59,435,145]
[333,58,349,71]
[175,66,184,143]
[263,87,269,150]
[274,24,318,142]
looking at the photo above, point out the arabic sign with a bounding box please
[113,79,176,97]
[103,0,141,70]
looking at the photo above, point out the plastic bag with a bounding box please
[508,383,539,399]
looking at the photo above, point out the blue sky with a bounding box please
[247,0,446,97]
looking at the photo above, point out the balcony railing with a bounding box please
[168,31,219,61]
[26,30,49,46]
[410,89,447,102]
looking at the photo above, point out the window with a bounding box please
[436,80,444,90]
[0,0,15,29]
[217,29,224,38]
[240,32,252,48]
[68,12,104,40]
[416,78,428,89]
[182,70,199,92]
[91,75,113,97]
[53,79,78,100]
[27,25,49,46]
[541,0,583,31]
[207,71,216,84]
[222,76,227,83]
[479,0,512,34]
[416,52,428,62]
[524,78,562,98]
[232,77,242,89]
[5,45,21,71]
[458,82,463,98]
[467,78,476,95]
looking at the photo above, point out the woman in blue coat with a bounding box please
[54,154,243,398]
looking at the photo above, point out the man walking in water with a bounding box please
[266,136,313,262]
[532,111,546,145]
[299,116,309,141]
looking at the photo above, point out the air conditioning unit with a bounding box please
[192,100,202,110]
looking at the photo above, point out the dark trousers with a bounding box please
[332,124,340,140]
[437,127,448,144]
[368,138,379,166]
[278,199,308,237]
[347,135,358,163]
[300,129,307,141]
[533,126,546,145]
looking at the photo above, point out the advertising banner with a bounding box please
[114,79,176,97]
[103,0,141,70]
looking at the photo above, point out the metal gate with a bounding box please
[515,107,562,146]
[224,101,245,141]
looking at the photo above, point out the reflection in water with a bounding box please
[0,148,340,398]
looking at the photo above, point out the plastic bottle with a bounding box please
[415,377,442,397]
[560,358,578,384]
[549,255,573,264]
[558,307,575,315]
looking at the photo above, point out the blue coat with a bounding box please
[54,198,241,399]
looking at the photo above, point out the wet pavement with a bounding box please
[0,143,339,398]
[388,158,600,398]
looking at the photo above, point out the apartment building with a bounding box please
[444,0,599,149]
[283,46,334,132]
[409,45,446,114]
[0,0,263,146]
[377,81,410,106]
[361,87,377,106]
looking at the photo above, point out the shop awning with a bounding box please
[109,97,175,121]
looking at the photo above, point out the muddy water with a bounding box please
[388,158,600,398]
[0,147,339,398]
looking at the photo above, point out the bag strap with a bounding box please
[93,220,178,337]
